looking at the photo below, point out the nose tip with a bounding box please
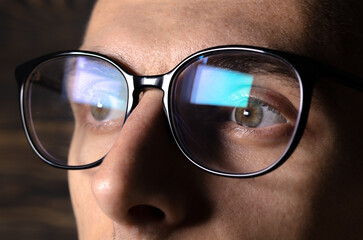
[91,164,188,227]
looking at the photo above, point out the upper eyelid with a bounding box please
[248,86,298,123]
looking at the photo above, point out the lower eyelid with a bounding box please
[224,121,295,141]
[83,114,123,132]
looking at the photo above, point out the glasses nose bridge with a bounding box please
[133,75,165,90]
[127,74,171,115]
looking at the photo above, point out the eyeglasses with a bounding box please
[15,45,363,177]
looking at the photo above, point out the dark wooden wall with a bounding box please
[0,1,96,239]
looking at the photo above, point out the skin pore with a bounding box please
[68,0,363,239]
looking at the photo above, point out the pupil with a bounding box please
[243,109,251,118]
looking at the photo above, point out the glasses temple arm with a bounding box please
[318,64,363,92]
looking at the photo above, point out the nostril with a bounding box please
[128,205,165,223]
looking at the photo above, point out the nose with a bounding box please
[91,89,211,229]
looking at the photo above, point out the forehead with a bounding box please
[83,0,312,74]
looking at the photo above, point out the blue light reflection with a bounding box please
[68,57,127,111]
[190,65,253,107]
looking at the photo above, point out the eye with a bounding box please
[89,93,125,122]
[231,98,287,128]
[90,99,111,121]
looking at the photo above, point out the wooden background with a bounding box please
[0,1,95,239]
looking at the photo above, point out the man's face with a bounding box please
[68,0,363,239]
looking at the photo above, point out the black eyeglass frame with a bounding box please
[15,45,363,178]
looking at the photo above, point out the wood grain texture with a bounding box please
[0,1,96,239]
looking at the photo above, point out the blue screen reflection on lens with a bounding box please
[68,57,127,111]
[190,64,253,107]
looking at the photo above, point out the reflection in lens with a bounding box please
[171,50,301,174]
[24,55,128,167]
[190,64,253,108]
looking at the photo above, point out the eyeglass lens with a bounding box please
[23,50,301,174]
[24,56,128,167]
[172,51,301,174]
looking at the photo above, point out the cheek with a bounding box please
[205,174,315,239]
[68,170,113,240]
[204,109,338,238]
